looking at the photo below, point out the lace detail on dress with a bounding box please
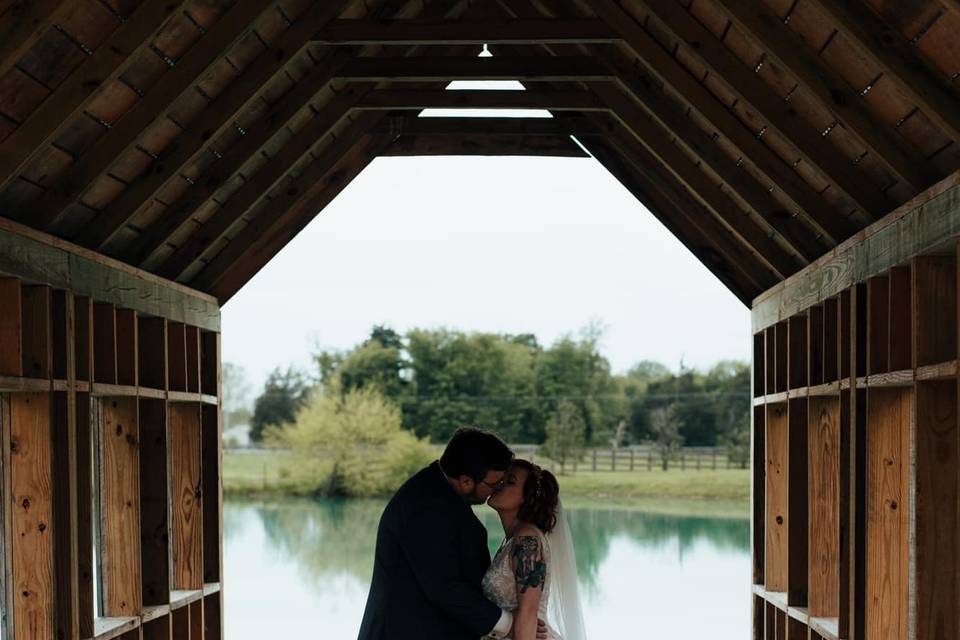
[481,528,560,640]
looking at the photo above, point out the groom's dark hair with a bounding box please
[440,427,514,481]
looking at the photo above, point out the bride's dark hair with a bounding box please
[513,459,560,534]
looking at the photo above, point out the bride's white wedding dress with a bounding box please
[480,503,588,640]
[482,528,560,639]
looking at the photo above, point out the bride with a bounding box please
[482,459,588,640]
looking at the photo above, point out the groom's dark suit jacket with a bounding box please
[357,461,502,640]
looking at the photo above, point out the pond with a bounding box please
[222,497,751,638]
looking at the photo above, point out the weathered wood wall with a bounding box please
[0,223,223,640]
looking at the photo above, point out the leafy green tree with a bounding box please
[541,400,587,474]
[250,367,311,443]
[267,384,433,497]
[314,325,409,401]
[650,403,684,471]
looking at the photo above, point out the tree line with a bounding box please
[240,324,750,459]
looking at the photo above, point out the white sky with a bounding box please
[221,78,751,394]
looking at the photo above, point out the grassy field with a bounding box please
[223,450,750,506]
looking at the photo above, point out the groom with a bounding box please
[358,427,547,640]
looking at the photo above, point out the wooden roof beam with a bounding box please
[355,88,606,110]
[592,0,893,222]
[336,55,616,81]
[0,0,71,79]
[370,115,599,136]
[72,0,356,252]
[0,0,183,192]
[711,0,941,193]
[592,95,802,278]
[193,130,390,301]
[379,134,588,157]
[806,0,960,144]
[583,136,771,303]
[315,17,619,44]
[152,88,377,281]
[30,0,280,231]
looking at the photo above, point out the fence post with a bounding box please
[647,449,652,471]
[592,449,597,472]
[611,449,616,472]
[630,449,634,471]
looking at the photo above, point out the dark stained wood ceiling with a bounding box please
[1,0,958,305]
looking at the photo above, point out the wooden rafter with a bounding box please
[315,17,618,44]
[594,0,893,222]
[806,0,960,144]
[30,0,278,231]
[355,88,606,110]
[153,86,376,280]
[380,134,588,157]
[584,136,769,303]
[597,105,801,279]
[336,55,616,81]
[192,129,390,300]
[711,0,941,193]
[0,0,71,79]
[371,116,598,136]
[75,0,356,252]
[573,2,859,242]
[0,0,183,192]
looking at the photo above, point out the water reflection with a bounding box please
[223,498,751,638]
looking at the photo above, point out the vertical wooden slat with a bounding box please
[74,298,93,383]
[21,286,52,380]
[776,321,788,393]
[172,605,189,640]
[99,397,141,617]
[139,399,170,606]
[754,332,766,397]
[93,304,117,385]
[809,305,824,386]
[200,332,219,398]
[866,388,910,640]
[823,297,838,384]
[808,397,840,617]
[765,602,776,639]
[138,318,167,391]
[10,393,54,640]
[142,616,170,640]
[170,404,202,590]
[0,279,22,377]
[838,387,852,639]
[188,599,203,640]
[765,328,776,396]
[52,390,79,640]
[752,404,766,586]
[116,309,138,387]
[75,392,94,639]
[752,595,764,640]
[914,380,958,640]
[202,403,221,585]
[205,592,222,640]
[787,398,808,607]
[888,266,912,372]
[913,254,958,367]
[840,290,852,381]
[765,402,789,592]
[867,275,889,375]
[185,327,200,394]
[51,291,69,381]
[167,324,187,393]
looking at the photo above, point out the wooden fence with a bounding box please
[509,445,744,473]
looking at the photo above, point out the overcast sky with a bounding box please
[220,149,750,393]
[220,80,751,395]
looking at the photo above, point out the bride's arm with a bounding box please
[511,530,547,640]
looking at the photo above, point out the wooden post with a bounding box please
[611,448,616,471]
[592,449,597,471]
[629,449,634,471]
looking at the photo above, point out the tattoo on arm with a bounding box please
[512,536,546,594]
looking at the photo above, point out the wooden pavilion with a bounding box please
[0,0,958,638]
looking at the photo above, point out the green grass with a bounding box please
[223,450,750,506]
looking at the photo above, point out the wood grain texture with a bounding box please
[21,286,51,379]
[115,309,138,387]
[10,393,54,640]
[75,392,94,639]
[202,404,220,584]
[170,403,202,590]
[914,380,958,640]
[913,254,958,367]
[167,323,187,393]
[0,278,22,376]
[92,303,117,385]
[787,399,808,606]
[866,388,910,640]
[808,397,841,617]
[52,392,78,640]
[99,397,142,617]
[765,403,789,592]
[139,399,170,606]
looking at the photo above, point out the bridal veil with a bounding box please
[545,501,588,640]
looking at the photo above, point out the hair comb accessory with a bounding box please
[533,465,543,498]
